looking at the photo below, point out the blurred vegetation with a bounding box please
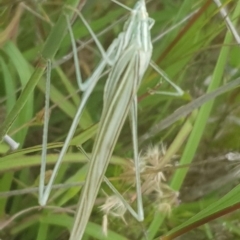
[1,0,240,239]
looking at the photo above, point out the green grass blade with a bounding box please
[0,0,80,140]
[161,184,240,239]
[147,1,240,239]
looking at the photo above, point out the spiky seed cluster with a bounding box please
[155,184,180,216]
[141,145,167,186]
[122,145,179,213]
[100,145,179,234]
[140,145,179,215]
[99,194,127,235]
[121,152,146,186]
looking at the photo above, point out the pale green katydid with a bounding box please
[38,1,183,239]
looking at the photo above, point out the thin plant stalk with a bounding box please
[0,0,80,140]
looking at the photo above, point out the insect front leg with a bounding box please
[39,7,126,207]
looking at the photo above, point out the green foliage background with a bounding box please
[1,0,240,239]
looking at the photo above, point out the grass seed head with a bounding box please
[100,194,127,235]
